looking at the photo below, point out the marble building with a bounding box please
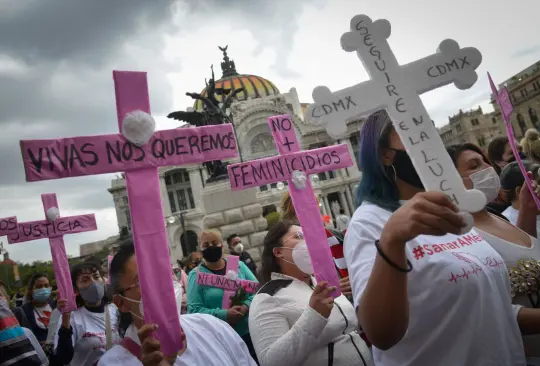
[108,48,363,262]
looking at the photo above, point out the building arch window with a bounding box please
[349,135,361,167]
[180,230,199,255]
[492,117,497,124]
[165,169,195,213]
[517,114,527,137]
[250,133,276,155]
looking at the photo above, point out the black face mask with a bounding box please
[202,246,223,263]
[391,149,424,189]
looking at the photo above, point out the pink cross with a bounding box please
[227,114,354,297]
[17,71,238,355]
[196,255,258,308]
[488,72,540,209]
[0,217,18,237]
[7,193,97,312]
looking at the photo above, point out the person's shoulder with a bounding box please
[98,345,135,365]
[181,313,230,332]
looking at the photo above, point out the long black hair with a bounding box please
[109,239,136,336]
[259,220,295,285]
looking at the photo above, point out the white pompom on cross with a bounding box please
[122,110,156,146]
[46,207,60,222]
[226,270,238,281]
[291,170,307,190]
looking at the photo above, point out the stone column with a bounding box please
[318,195,328,215]
[323,195,331,217]
[338,191,350,216]
[188,166,204,212]
[344,188,354,214]
[159,174,172,216]
[343,137,359,177]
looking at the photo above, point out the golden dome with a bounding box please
[193,46,280,111]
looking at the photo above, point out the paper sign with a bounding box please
[228,114,344,298]
[304,14,487,213]
[195,256,258,308]
[0,217,18,236]
[8,194,96,313]
[228,145,352,190]
[7,214,97,243]
[196,272,259,294]
[488,72,540,209]
[20,124,237,182]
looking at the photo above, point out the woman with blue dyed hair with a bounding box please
[344,109,535,365]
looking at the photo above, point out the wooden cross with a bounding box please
[7,193,97,312]
[0,217,18,237]
[196,255,258,308]
[17,71,239,355]
[304,14,487,213]
[227,114,354,297]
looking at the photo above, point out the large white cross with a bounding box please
[305,15,487,213]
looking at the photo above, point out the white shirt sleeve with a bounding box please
[248,294,328,366]
[97,346,138,366]
[344,205,388,308]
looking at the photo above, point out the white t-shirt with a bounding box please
[344,202,526,366]
[55,304,121,366]
[502,206,540,238]
[477,228,540,357]
[336,214,350,231]
[34,303,53,330]
[249,273,372,366]
[98,313,257,366]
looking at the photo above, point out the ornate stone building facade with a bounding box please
[438,60,540,148]
[491,61,540,139]
[438,106,504,148]
[108,49,362,262]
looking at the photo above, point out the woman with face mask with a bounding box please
[344,110,540,366]
[249,221,372,366]
[53,261,120,366]
[448,143,540,362]
[186,230,259,363]
[98,241,258,366]
[21,273,56,344]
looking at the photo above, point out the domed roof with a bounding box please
[193,46,280,111]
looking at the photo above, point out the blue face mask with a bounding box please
[33,288,51,302]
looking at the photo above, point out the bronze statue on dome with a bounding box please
[167,57,244,182]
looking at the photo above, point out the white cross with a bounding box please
[304,15,487,213]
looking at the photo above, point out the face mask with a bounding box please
[392,149,424,189]
[79,282,105,304]
[466,166,501,204]
[233,243,244,253]
[33,288,51,302]
[279,241,313,275]
[202,246,222,263]
[120,295,144,320]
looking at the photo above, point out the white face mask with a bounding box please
[280,241,313,275]
[466,166,501,204]
[233,243,244,253]
[120,295,144,319]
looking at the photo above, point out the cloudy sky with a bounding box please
[0,0,539,263]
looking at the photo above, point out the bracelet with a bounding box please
[374,240,413,273]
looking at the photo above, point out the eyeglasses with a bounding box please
[282,231,304,244]
[116,281,139,295]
